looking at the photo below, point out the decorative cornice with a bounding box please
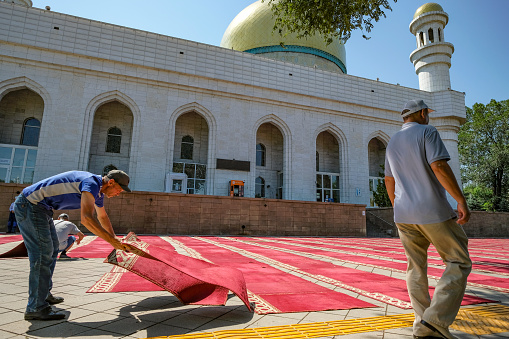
[244,45,347,74]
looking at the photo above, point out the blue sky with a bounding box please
[32,0,509,108]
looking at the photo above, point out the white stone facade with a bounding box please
[0,2,465,206]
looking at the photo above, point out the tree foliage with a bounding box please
[372,165,392,207]
[458,99,509,212]
[263,0,397,44]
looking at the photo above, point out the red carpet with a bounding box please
[0,234,23,244]
[173,236,377,314]
[297,237,509,275]
[222,237,494,308]
[89,266,163,292]
[96,233,253,311]
[80,236,506,314]
[260,237,509,293]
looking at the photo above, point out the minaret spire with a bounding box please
[409,3,453,92]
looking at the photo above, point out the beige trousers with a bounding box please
[396,219,472,330]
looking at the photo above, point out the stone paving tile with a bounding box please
[95,316,156,336]
[60,328,126,339]
[246,314,306,328]
[0,310,25,326]
[26,322,91,338]
[0,318,63,336]
[214,306,263,323]
[162,313,217,330]
[183,304,241,318]
[134,308,187,323]
[64,307,101,322]
[300,310,351,323]
[128,323,190,338]
[193,318,250,332]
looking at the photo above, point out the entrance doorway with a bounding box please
[316,173,340,202]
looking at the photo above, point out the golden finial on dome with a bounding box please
[413,3,444,19]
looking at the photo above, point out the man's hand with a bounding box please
[456,202,471,225]
[110,239,138,253]
[430,160,471,225]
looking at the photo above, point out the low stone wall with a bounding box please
[367,207,509,238]
[465,211,509,238]
[0,183,366,236]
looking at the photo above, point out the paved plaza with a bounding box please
[0,235,508,339]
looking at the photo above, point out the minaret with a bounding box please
[0,0,32,7]
[409,3,453,92]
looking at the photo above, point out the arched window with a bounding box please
[102,164,117,176]
[316,151,320,171]
[21,118,41,146]
[255,177,265,198]
[106,127,122,153]
[256,143,266,166]
[419,32,424,46]
[181,135,194,160]
[428,28,434,43]
[438,28,442,42]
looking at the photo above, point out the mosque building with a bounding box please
[0,0,464,207]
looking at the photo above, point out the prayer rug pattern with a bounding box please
[102,233,253,311]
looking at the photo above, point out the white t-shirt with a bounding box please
[385,122,457,224]
[54,219,81,250]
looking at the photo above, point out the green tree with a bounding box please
[458,99,509,212]
[263,0,397,44]
[372,165,392,207]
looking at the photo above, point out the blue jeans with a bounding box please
[60,236,76,252]
[7,212,17,232]
[14,194,58,313]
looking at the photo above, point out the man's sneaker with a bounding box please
[46,293,64,304]
[24,306,65,320]
[59,253,71,259]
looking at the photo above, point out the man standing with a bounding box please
[14,170,136,321]
[54,213,84,259]
[7,192,20,233]
[384,100,472,339]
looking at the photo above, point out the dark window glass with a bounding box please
[106,127,122,153]
[256,143,265,166]
[181,135,193,160]
[172,162,184,173]
[196,164,206,179]
[316,151,319,171]
[184,163,195,179]
[428,28,434,43]
[255,176,265,198]
[21,118,41,146]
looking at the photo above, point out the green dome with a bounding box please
[220,0,347,73]
[413,3,444,19]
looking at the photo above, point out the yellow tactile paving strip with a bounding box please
[452,304,509,335]
[144,305,509,339]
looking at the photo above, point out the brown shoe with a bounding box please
[24,306,66,320]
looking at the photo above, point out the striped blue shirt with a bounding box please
[22,171,104,210]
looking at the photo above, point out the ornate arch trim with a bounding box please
[79,91,141,185]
